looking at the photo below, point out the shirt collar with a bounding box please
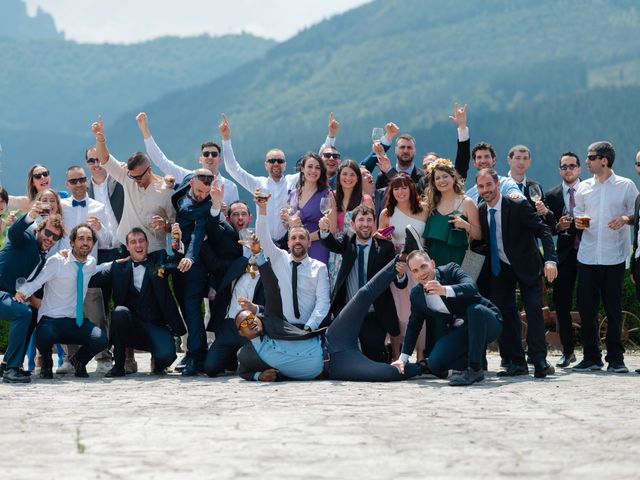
[488,194,503,212]
[562,179,580,194]
[355,237,373,249]
[396,164,415,175]
[507,172,527,186]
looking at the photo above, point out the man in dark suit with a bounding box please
[392,251,502,386]
[476,168,558,378]
[544,152,582,367]
[91,227,186,377]
[0,209,64,383]
[320,205,406,362]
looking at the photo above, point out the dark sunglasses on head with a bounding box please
[127,167,149,180]
[86,157,100,165]
[201,151,219,158]
[195,174,215,185]
[43,228,62,241]
[33,171,50,180]
[237,313,256,330]
[67,177,87,185]
[266,158,285,164]
[559,164,579,171]
[322,152,341,160]
[586,154,603,161]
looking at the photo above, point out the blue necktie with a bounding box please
[72,199,87,208]
[517,182,524,192]
[357,244,367,288]
[489,208,501,276]
[75,261,84,326]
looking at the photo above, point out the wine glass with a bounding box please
[449,211,463,232]
[319,197,332,216]
[559,206,572,236]
[256,188,271,201]
[371,127,384,144]
[529,184,542,203]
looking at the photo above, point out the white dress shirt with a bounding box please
[256,215,330,329]
[574,171,638,265]
[60,195,113,258]
[346,238,373,302]
[227,271,261,320]
[90,176,121,248]
[144,136,239,206]
[19,252,109,321]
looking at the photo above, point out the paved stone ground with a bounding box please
[2,352,640,479]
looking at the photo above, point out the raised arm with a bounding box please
[92,116,127,184]
[360,122,397,172]
[319,112,340,152]
[450,102,471,180]
[219,114,261,194]
[254,192,288,265]
[138,112,190,184]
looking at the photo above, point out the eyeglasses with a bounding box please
[86,158,99,165]
[127,167,149,180]
[67,177,87,185]
[559,164,579,171]
[322,152,341,160]
[201,151,219,158]
[43,228,62,241]
[237,313,257,330]
[33,171,50,180]
[586,155,603,161]
[195,174,215,185]
[266,158,285,164]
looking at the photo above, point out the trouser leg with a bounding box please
[466,304,502,367]
[490,263,525,366]
[358,312,388,363]
[84,287,111,361]
[519,277,547,366]
[553,256,577,354]
[0,291,36,369]
[601,263,625,363]
[577,263,602,362]
[174,264,207,361]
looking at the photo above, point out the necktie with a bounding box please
[568,187,575,216]
[291,260,301,318]
[517,182,524,193]
[489,208,501,276]
[72,199,87,208]
[357,244,367,288]
[75,260,85,327]
[132,260,148,268]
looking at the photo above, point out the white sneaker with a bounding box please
[95,359,113,374]
[124,359,138,374]
[56,361,74,374]
[32,366,42,376]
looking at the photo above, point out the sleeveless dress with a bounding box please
[290,188,329,264]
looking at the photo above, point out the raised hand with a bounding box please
[374,142,392,173]
[210,181,225,209]
[328,112,340,138]
[448,102,468,129]
[219,113,231,141]
[136,112,151,139]
[385,122,399,140]
[91,115,105,140]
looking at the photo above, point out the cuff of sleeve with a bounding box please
[325,135,335,147]
[544,261,557,267]
[24,215,35,225]
[396,274,406,282]
[252,372,261,381]
[381,135,392,146]
[399,353,410,363]
[210,207,221,217]
[319,230,329,239]
[457,127,469,142]
[444,286,455,297]
[255,251,267,266]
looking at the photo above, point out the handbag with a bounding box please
[460,231,485,282]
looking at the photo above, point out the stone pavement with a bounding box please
[2,352,640,479]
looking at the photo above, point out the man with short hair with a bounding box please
[573,141,637,373]
[544,152,582,367]
[462,142,523,203]
[0,208,64,383]
[15,224,109,379]
[392,250,503,386]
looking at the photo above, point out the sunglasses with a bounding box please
[586,155,603,161]
[237,313,257,330]
[127,167,149,180]
[195,174,215,185]
[43,228,62,241]
[266,158,285,164]
[33,171,50,180]
[635,162,640,167]
[86,157,100,165]
[201,151,219,158]
[322,152,341,160]
[67,177,87,185]
[559,164,579,171]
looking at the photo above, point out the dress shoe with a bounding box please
[500,358,511,369]
[0,362,6,377]
[56,360,75,374]
[40,367,53,379]
[572,359,604,372]
[105,366,126,378]
[607,361,629,373]
[635,368,640,374]
[69,355,89,378]
[556,353,576,368]
[496,363,529,377]
[449,368,484,386]
[181,359,202,376]
[402,225,424,255]
[3,367,31,384]
[534,363,555,378]
[174,355,188,372]
[417,359,450,379]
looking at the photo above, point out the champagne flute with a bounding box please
[448,210,463,232]
[559,206,572,236]
[529,184,542,203]
[319,196,332,217]
[371,127,384,145]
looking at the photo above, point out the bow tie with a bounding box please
[132,260,148,268]
[72,199,87,208]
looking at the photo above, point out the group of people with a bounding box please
[1,103,639,387]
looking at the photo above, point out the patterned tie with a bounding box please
[489,208,501,276]
[357,244,367,288]
[291,260,301,318]
[568,187,575,216]
[75,260,85,327]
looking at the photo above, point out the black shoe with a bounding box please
[500,358,511,369]
[635,368,640,374]
[607,361,629,373]
[534,363,555,378]
[40,367,53,379]
[69,355,89,378]
[174,355,188,372]
[572,359,604,372]
[181,359,202,376]
[3,367,31,384]
[402,225,424,255]
[417,359,450,379]
[556,353,576,368]
[105,366,126,378]
[449,368,484,386]
[496,363,529,377]
[0,362,6,377]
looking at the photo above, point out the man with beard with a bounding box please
[319,204,407,362]
[15,224,109,379]
[255,193,330,331]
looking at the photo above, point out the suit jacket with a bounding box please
[88,175,124,224]
[321,232,405,336]
[0,215,47,294]
[200,211,242,290]
[373,187,388,222]
[91,252,186,336]
[375,165,423,190]
[402,263,501,356]
[171,177,211,263]
[479,196,557,285]
[545,183,580,264]
[630,193,640,278]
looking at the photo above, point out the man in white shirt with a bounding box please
[136,112,239,207]
[573,141,638,374]
[15,224,109,379]
[255,194,330,331]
